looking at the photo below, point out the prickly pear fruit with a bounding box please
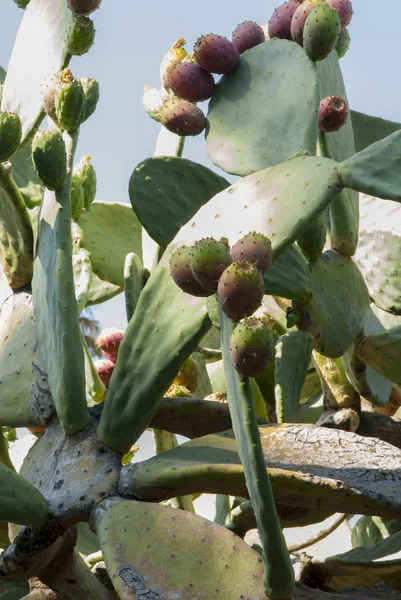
[13,0,30,7]
[169,62,215,103]
[70,173,85,220]
[97,328,125,363]
[175,357,198,394]
[160,38,188,91]
[67,0,102,15]
[32,130,67,191]
[73,155,97,208]
[291,0,325,45]
[160,99,206,136]
[169,246,212,297]
[326,0,353,29]
[268,2,299,40]
[230,232,273,273]
[318,95,349,132]
[194,34,240,75]
[142,86,164,122]
[217,260,265,321]
[80,77,100,123]
[68,16,96,56]
[55,69,85,132]
[41,71,62,123]
[190,238,232,292]
[230,317,274,377]
[232,21,265,54]
[0,112,22,162]
[335,28,351,58]
[94,358,115,386]
[303,4,341,61]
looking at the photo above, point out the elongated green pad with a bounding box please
[317,50,358,255]
[0,462,48,528]
[357,325,401,386]
[264,244,312,303]
[275,331,314,423]
[129,156,229,247]
[92,497,266,599]
[206,38,319,176]
[296,212,327,263]
[72,248,92,313]
[124,252,144,322]
[294,250,370,358]
[11,143,44,208]
[351,110,401,153]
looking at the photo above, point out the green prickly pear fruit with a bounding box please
[13,0,30,7]
[291,0,325,45]
[32,130,67,191]
[169,62,215,103]
[0,112,22,162]
[94,358,115,387]
[67,16,96,56]
[303,4,341,62]
[194,34,240,75]
[96,328,125,363]
[160,99,206,136]
[217,260,265,321]
[268,2,298,41]
[175,357,198,394]
[230,317,274,377]
[73,155,97,208]
[230,232,273,273]
[319,96,349,132]
[336,28,351,58]
[70,173,85,220]
[55,69,85,132]
[232,21,265,54]
[80,77,100,123]
[160,38,188,91]
[286,306,300,328]
[67,0,102,15]
[170,246,213,297]
[190,238,232,292]
[326,0,353,29]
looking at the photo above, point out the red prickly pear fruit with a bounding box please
[291,0,325,45]
[175,357,198,394]
[232,21,265,54]
[169,62,215,103]
[160,99,206,136]
[190,238,232,292]
[230,232,273,273]
[0,112,22,162]
[336,28,351,58]
[318,95,349,132]
[96,328,125,363]
[230,317,274,377]
[94,359,115,386]
[303,4,341,62]
[268,2,298,41]
[169,246,213,297]
[66,0,102,16]
[194,34,240,75]
[326,0,353,29]
[217,260,265,321]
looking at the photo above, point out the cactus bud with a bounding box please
[32,130,67,191]
[73,155,97,208]
[68,16,96,56]
[67,0,102,15]
[97,328,125,363]
[318,96,349,132]
[160,99,206,137]
[142,86,164,122]
[230,317,274,377]
[232,21,265,54]
[55,69,85,132]
[70,173,85,220]
[190,238,232,292]
[194,34,240,74]
[217,260,265,321]
[170,246,213,297]
[335,28,351,58]
[94,358,115,386]
[160,38,188,91]
[169,63,215,103]
[0,112,22,162]
[268,2,299,41]
[230,232,273,273]
[80,77,100,123]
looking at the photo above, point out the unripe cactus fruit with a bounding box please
[326,0,353,29]
[217,260,265,321]
[94,358,115,386]
[303,4,341,62]
[169,62,215,103]
[0,112,22,162]
[291,0,325,45]
[80,77,100,123]
[268,2,299,41]
[32,130,67,191]
[229,317,274,377]
[230,232,273,273]
[70,173,85,220]
[66,0,102,16]
[67,16,96,56]
[55,69,85,132]
[175,357,198,394]
[160,99,206,137]
[335,28,351,58]
[232,21,265,54]
[41,71,62,123]
[160,38,188,91]
[194,34,240,75]
[97,328,125,363]
[169,246,212,297]
[73,155,97,208]
[190,238,232,292]
[318,95,349,132]
[13,0,30,7]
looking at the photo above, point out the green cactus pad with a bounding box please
[317,50,358,255]
[129,156,229,247]
[294,250,370,358]
[303,5,341,62]
[296,211,327,263]
[86,271,122,306]
[357,325,401,386]
[206,38,319,176]
[72,248,92,313]
[264,244,313,303]
[10,142,44,207]
[70,172,84,220]
[92,497,266,599]
[124,252,144,321]
[0,462,48,528]
[339,129,401,201]
[351,110,401,153]
[275,331,314,423]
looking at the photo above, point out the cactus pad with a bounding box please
[351,110,401,153]
[0,462,48,528]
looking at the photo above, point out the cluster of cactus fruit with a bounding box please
[4,0,401,599]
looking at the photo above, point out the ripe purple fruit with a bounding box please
[232,21,265,54]
[194,34,240,75]
[326,0,353,29]
[169,62,215,103]
[160,99,206,136]
[230,317,274,377]
[268,2,298,41]
[291,0,324,45]
[230,232,273,273]
[66,0,102,15]
[169,246,212,297]
[218,260,265,321]
[190,238,232,292]
[318,96,349,132]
